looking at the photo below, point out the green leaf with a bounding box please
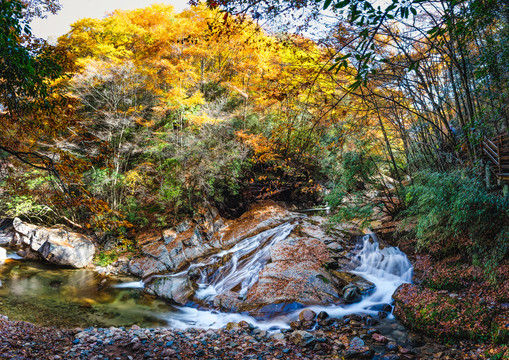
[334,0,350,9]
[323,0,333,10]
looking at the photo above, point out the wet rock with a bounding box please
[317,311,329,320]
[12,218,95,268]
[344,337,373,359]
[378,311,389,319]
[380,355,400,360]
[318,318,335,327]
[330,270,375,294]
[225,322,241,331]
[269,332,285,341]
[288,330,316,347]
[238,321,254,331]
[290,321,301,330]
[364,316,378,326]
[213,291,243,312]
[299,309,317,322]
[144,276,194,304]
[386,342,398,352]
[343,284,362,303]
[372,333,389,343]
[407,332,425,347]
[301,320,316,330]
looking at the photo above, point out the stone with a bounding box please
[344,337,373,359]
[0,247,6,264]
[407,332,425,347]
[0,231,12,246]
[288,330,316,347]
[299,309,317,322]
[372,333,388,343]
[225,322,241,331]
[162,229,177,245]
[269,332,285,341]
[317,311,329,320]
[238,321,253,331]
[326,242,344,252]
[12,218,95,268]
[290,321,301,330]
[343,284,362,303]
[144,276,194,304]
[301,321,316,330]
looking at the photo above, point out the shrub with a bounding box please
[402,169,509,278]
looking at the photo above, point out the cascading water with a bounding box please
[109,222,413,329]
[0,218,413,329]
[152,222,297,329]
[149,227,413,329]
[194,222,295,300]
[306,233,413,318]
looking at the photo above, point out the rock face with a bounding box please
[12,218,95,268]
[239,234,342,315]
[129,202,298,278]
[210,213,367,316]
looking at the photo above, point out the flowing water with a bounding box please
[0,223,413,330]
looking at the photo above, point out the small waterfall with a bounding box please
[351,233,413,305]
[308,233,413,318]
[193,222,295,300]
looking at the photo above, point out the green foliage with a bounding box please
[326,148,380,227]
[94,251,119,267]
[4,195,53,222]
[403,169,509,277]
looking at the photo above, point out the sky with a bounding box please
[30,0,190,42]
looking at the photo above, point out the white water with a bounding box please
[113,225,413,329]
[306,233,413,318]
[194,222,295,300]
[112,280,145,289]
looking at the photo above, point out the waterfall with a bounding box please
[308,233,413,318]
[113,226,413,329]
[193,222,295,300]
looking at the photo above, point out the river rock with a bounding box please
[144,275,194,304]
[288,330,315,347]
[241,236,341,315]
[299,309,317,322]
[0,247,6,264]
[344,337,374,358]
[12,218,95,268]
[343,284,362,303]
[0,232,12,246]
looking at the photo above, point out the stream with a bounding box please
[0,223,413,332]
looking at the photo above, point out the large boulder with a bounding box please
[12,218,95,268]
[144,276,194,304]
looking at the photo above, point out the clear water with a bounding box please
[0,252,177,328]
